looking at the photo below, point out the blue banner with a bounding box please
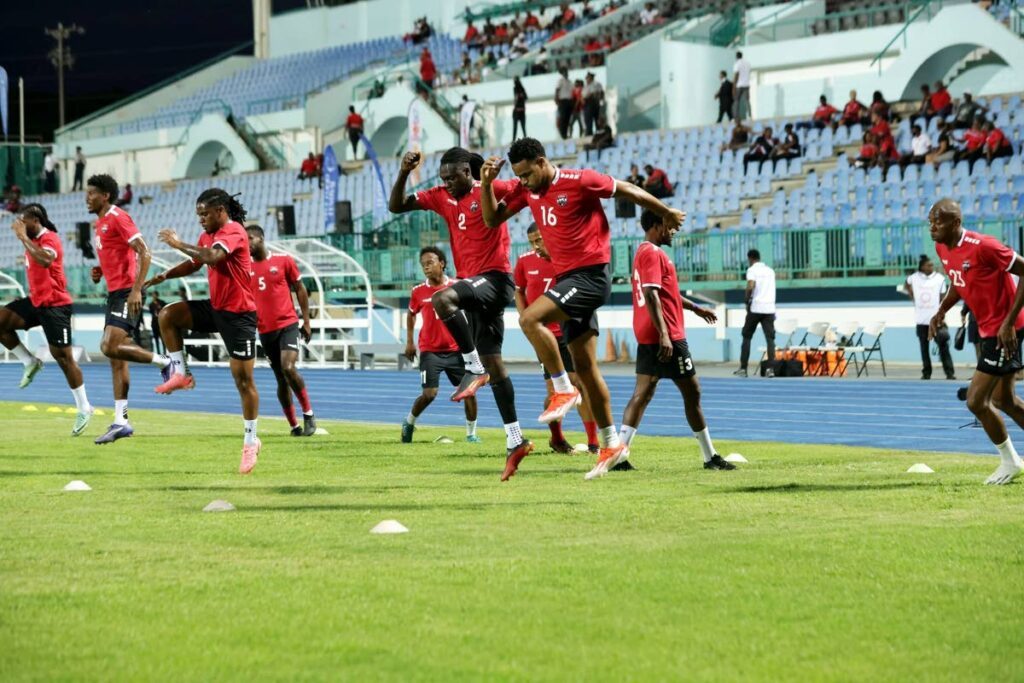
[0,67,8,137]
[360,133,389,224]
[322,143,339,232]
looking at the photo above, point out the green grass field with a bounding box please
[2,400,1023,681]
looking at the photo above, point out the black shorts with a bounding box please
[976,331,1024,376]
[186,299,257,361]
[636,339,696,379]
[5,298,73,348]
[542,336,575,379]
[420,351,465,389]
[450,270,514,356]
[104,287,142,333]
[544,264,611,343]
[259,323,300,372]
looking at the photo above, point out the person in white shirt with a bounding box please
[639,2,659,24]
[736,249,776,377]
[732,50,752,121]
[905,254,955,380]
[554,68,574,139]
[900,123,932,169]
[43,150,57,193]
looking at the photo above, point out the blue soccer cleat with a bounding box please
[94,423,134,445]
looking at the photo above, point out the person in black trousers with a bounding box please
[512,77,527,141]
[905,255,955,380]
[715,70,733,123]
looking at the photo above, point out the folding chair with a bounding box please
[760,318,799,364]
[832,321,862,377]
[856,322,887,377]
[791,322,831,376]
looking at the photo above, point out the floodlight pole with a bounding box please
[44,22,85,128]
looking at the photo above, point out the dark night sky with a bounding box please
[1,0,307,141]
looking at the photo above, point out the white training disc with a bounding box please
[433,436,454,444]
[725,453,748,463]
[370,520,409,534]
[906,463,934,474]
[203,499,236,512]
[63,480,92,491]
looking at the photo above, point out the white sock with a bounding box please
[463,349,485,375]
[70,384,91,413]
[995,438,1023,465]
[114,399,128,426]
[303,410,314,417]
[620,425,637,447]
[169,350,185,376]
[406,412,417,425]
[11,343,36,367]
[550,372,573,394]
[466,419,477,437]
[694,427,715,463]
[244,419,258,446]
[505,421,523,449]
[600,425,620,449]
[150,354,170,368]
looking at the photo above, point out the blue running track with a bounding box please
[0,364,1008,456]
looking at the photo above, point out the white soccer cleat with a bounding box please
[985,459,1022,485]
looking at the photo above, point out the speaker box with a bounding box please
[614,199,636,219]
[335,200,353,234]
[75,222,96,259]
[274,205,296,236]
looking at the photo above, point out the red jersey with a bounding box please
[879,136,900,161]
[409,278,458,353]
[501,168,616,276]
[842,100,863,121]
[250,253,300,334]
[347,112,364,130]
[632,241,684,344]
[859,143,878,158]
[513,250,562,337]
[25,228,73,308]
[930,89,951,112]
[986,128,1010,151]
[416,180,512,277]
[935,230,1024,337]
[94,205,142,292]
[193,221,256,313]
[964,128,986,150]
[647,168,672,194]
[813,104,838,123]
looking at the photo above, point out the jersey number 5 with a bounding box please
[948,269,965,288]
[257,276,267,291]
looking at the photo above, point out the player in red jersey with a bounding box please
[929,198,1024,485]
[401,247,480,444]
[481,137,684,479]
[246,225,317,437]
[85,174,173,444]
[592,210,735,479]
[514,224,599,454]
[0,204,94,435]
[389,147,532,481]
[144,189,261,474]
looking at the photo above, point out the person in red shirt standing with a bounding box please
[389,147,531,479]
[86,174,172,445]
[930,198,1024,485]
[420,47,437,90]
[610,210,734,479]
[401,247,480,444]
[481,137,684,479]
[514,225,599,455]
[247,225,317,437]
[144,189,261,474]
[345,106,364,159]
[1,204,93,435]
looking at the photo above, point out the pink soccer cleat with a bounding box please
[239,438,261,474]
[155,373,195,395]
[537,389,581,424]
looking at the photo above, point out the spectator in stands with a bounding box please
[905,254,955,381]
[929,80,953,119]
[512,77,528,141]
[149,291,167,355]
[346,106,364,158]
[510,32,529,58]
[531,47,550,75]
[926,121,956,165]
[868,110,892,145]
[524,10,540,31]
[567,79,585,137]
[954,90,987,129]
[405,17,432,45]
[555,68,574,139]
[839,89,867,129]
[771,123,801,167]
[721,120,751,154]
[298,153,319,183]
[582,0,597,20]
[854,132,878,169]
[901,124,932,168]
[583,35,604,66]
[43,149,57,193]
[115,183,133,207]
[482,18,497,45]
[72,147,86,192]
[640,2,660,24]
[582,72,604,136]
[743,127,774,174]
[495,22,509,44]
[420,47,437,90]
[614,30,630,49]
[799,94,837,130]
[560,3,577,26]
[626,164,644,187]
[643,164,673,198]
[4,185,22,213]
[869,90,890,121]
[733,51,752,121]
[464,21,481,48]
[584,116,614,160]
[916,83,932,118]
[877,132,900,171]
[714,70,733,123]
[984,120,1013,164]
[955,117,987,169]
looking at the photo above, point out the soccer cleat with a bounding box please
[549,438,576,454]
[71,408,94,437]
[945,374,957,380]
[588,444,600,455]
[94,423,134,445]
[704,454,737,470]
[765,368,775,378]
[19,359,43,389]
[585,444,630,480]
[985,459,1023,485]
[450,371,490,402]
[401,420,415,443]
[155,373,195,395]
[466,434,482,443]
[302,414,317,437]
[239,438,261,474]
[159,361,173,384]
[610,459,636,472]
[501,440,535,481]
[538,389,581,424]
[290,425,304,437]
[921,372,931,380]
[733,368,748,377]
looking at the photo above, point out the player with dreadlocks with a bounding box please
[389,146,532,481]
[144,189,261,474]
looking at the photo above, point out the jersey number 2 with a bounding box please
[457,213,466,231]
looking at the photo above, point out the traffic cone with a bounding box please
[619,338,631,362]
[605,332,617,362]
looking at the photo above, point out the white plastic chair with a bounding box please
[856,321,887,377]
[833,321,862,376]
[759,317,798,363]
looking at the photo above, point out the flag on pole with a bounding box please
[0,67,9,137]
[360,134,389,224]
[322,144,339,232]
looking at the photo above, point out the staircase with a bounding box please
[944,47,1001,84]
[229,116,283,171]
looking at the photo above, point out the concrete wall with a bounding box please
[661,42,734,129]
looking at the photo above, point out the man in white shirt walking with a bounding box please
[43,150,57,193]
[905,254,955,380]
[554,68,574,140]
[736,249,776,377]
[732,51,752,121]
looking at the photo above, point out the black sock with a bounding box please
[490,376,519,424]
[441,310,476,354]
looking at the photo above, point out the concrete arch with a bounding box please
[170,113,258,180]
[368,115,409,159]
[898,43,1008,100]
[185,141,234,178]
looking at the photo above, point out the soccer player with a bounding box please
[402,247,480,444]
[144,189,261,474]
[86,174,172,444]
[929,198,1024,485]
[604,210,736,479]
[246,224,317,437]
[1,205,93,434]
[514,224,598,454]
[389,147,531,481]
[480,137,683,479]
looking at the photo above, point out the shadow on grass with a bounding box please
[724,482,945,494]
[236,500,579,513]
[158,484,419,494]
